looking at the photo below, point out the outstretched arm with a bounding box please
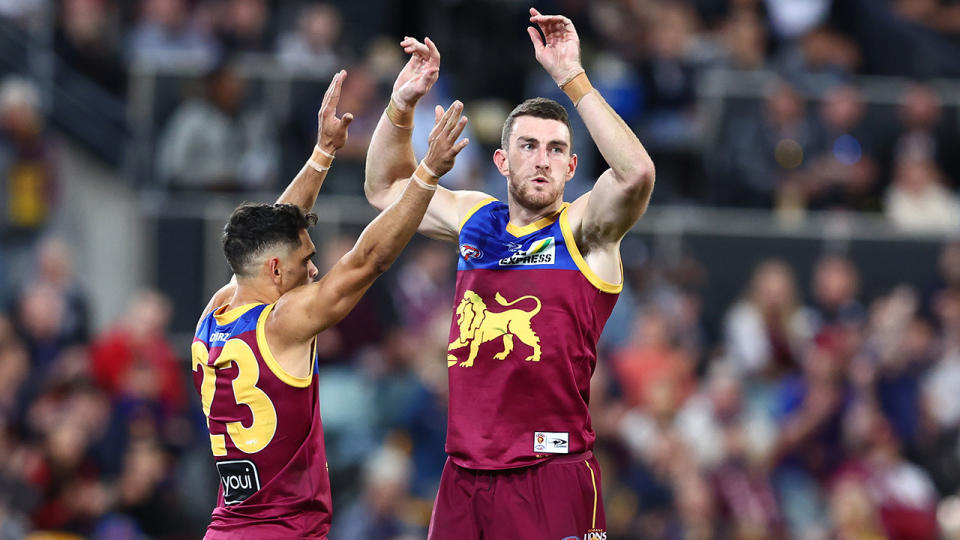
[271,102,471,344]
[527,9,654,251]
[364,37,438,205]
[198,71,354,323]
[277,69,354,211]
[364,37,490,242]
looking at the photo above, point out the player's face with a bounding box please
[497,116,576,211]
[281,229,319,293]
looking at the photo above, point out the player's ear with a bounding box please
[566,153,577,182]
[268,257,282,284]
[493,148,509,177]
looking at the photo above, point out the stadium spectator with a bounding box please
[635,1,705,201]
[803,84,880,210]
[276,3,344,74]
[0,329,28,424]
[717,8,769,71]
[331,443,422,540]
[19,237,90,345]
[883,84,960,187]
[811,255,866,329]
[864,287,932,445]
[54,0,127,97]
[0,78,56,300]
[834,406,939,539]
[214,0,272,54]
[155,62,279,191]
[12,282,86,406]
[127,0,219,66]
[884,155,960,232]
[724,259,816,378]
[716,81,819,208]
[614,309,696,410]
[88,290,184,418]
[769,331,854,538]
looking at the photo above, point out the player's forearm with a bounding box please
[355,176,435,274]
[276,146,334,211]
[575,85,655,192]
[364,109,418,209]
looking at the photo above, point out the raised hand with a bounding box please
[527,8,583,85]
[393,36,441,111]
[422,101,469,177]
[317,70,354,153]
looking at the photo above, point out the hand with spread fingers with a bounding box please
[422,101,469,177]
[526,7,583,86]
[316,70,354,154]
[393,36,441,111]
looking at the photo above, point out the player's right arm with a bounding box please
[270,101,470,345]
[364,37,490,243]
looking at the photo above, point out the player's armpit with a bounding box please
[564,175,648,286]
[264,253,376,351]
[417,187,493,243]
[369,184,492,243]
[574,168,652,248]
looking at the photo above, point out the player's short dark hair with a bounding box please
[500,97,573,150]
[222,203,318,277]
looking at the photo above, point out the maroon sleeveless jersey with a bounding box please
[192,302,331,539]
[446,200,621,469]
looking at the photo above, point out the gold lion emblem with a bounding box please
[447,290,542,368]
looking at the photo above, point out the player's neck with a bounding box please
[506,197,565,228]
[228,280,279,310]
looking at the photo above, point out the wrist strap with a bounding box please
[307,145,335,172]
[385,98,414,129]
[412,161,440,189]
[411,174,437,191]
[559,71,593,106]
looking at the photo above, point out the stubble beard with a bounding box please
[507,172,563,212]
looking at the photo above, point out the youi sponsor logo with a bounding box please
[216,460,261,505]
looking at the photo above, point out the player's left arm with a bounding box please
[528,9,655,256]
[198,71,354,321]
[276,69,354,212]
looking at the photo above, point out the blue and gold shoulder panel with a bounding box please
[456,201,579,272]
[195,303,266,346]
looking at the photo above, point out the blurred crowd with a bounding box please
[0,236,200,539]
[5,229,960,539]
[0,0,959,223]
[3,0,960,539]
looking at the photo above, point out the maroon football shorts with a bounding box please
[427,452,607,540]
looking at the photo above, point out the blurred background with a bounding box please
[3,0,960,538]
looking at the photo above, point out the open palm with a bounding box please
[527,8,583,85]
[393,37,440,110]
[317,70,353,152]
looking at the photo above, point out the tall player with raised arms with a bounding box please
[364,8,656,540]
[191,70,469,538]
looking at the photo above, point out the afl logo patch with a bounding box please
[460,244,482,261]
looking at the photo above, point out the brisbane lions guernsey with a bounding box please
[447,199,621,469]
[192,303,331,539]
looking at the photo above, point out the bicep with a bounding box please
[579,169,650,245]
[270,254,377,343]
[419,188,493,242]
[369,181,491,243]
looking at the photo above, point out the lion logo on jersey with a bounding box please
[447,290,542,368]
